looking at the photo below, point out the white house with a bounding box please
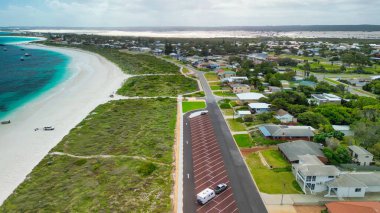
[293,155,340,194]
[325,173,380,198]
[235,110,252,118]
[274,109,295,123]
[332,125,354,136]
[348,145,374,166]
[310,93,342,105]
[221,76,249,84]
[236,92,266,104]
[248,103,271,114]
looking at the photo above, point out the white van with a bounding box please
[196,188,215,205]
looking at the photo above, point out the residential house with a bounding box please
[236,92,266,104]
[274,109,295,123]
[310,93,342,105]
[221,77,249,84]
[278,141,327,164]
[248,103,271,114]
[267,86,282,93]
[280,80,290,88]
[247,53,268,64]
[325,202,380,213]
[218,71,236,79]
[230,84,251,94]
[293,154,340,194]
[332,125,354,136]
[235,110,252,118]
[258,125,315,141]
[325,173,380,198]
[348,145,374,166]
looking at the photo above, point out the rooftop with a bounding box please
[349,145,373,156]
[278,140,325,162]
[298,164,340,176]
[259,125,315,138]
[326,202,380,213]
[236,92,266,101]
[248,103,271,109]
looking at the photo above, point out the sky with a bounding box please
[0,0,379,27]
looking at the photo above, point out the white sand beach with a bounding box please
[0,45,128,204]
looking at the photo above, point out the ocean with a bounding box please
[0,36,70,119]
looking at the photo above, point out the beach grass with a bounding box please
[182,101,206,113]
[244,152,302,194]
[1,99,176,212]
[117,75,198,97]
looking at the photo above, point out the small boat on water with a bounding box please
[1,120,11,125]
[20,57,24,61]
[43,126,55,131]
[24,53,31,57]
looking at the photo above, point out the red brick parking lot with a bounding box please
[190,114,238,213]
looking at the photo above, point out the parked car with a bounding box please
[197,188,215,205]
[214,183,228,194]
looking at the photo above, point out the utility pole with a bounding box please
[281,182,285,205]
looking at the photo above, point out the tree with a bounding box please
[305,75,318,83]
[287,104,309,116]
[164,42,173,55]
[323,146,351,165]
[269,77,282,87]
[315,104,354,125]
[297,111,330,128]
[278,58,298,67]
[363,79,380,94]
[297,85,315,97]
[315,82,337,93]
[352,121,380,148]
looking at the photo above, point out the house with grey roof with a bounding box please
[325,173,380,198]
[275,109,295,124]
[293,155,340,194]
[248,103,271,114]
[310,93,342,105]
[258,125,315,141]
[278,140,327,163]
[332,125,354,136]
[348,145,374,166]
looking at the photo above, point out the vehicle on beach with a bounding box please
[1,120,11,125]
[197,188,215,205]
[24,53,31,57]
[43,126,55,131]
[214,183,228,194]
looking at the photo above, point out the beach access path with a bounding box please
[0,44,128,204]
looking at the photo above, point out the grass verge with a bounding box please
[233,134,253,148]
[226,119,246,131]
[117,75,198,97]
[213,91,236,97]
[204,72,219,81]
[182,101,206,113]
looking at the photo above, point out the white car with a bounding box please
[43,126,55,131]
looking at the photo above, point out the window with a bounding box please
[312,176,316,181]
[306,176,311,181]
[355,188,361,192]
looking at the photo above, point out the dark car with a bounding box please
[214,183,228,194]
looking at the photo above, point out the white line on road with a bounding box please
[187,173,190,179]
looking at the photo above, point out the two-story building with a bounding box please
[229,84,251,94]
[348,145,374,166]
[293,155,340,194]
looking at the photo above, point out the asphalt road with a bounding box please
[183,65,267,213]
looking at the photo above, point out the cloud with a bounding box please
[0,0,379,27]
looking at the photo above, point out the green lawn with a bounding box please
[1,99,177,212]
[245,152,302,194]
[204,72,219,81]
[251,132,280,145]
[261,149,289,168]
[210,85,222,90]
[182,101,206,113]
[213,91,236,97]
[227,119,246,131]
[117,75,198,97]
[233,134,253,148]
[221,108,234,116]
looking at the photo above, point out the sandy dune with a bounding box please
[0,44,128,204]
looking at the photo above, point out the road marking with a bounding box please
[186,141,188,144]
[186,122,188,126]
[187,173,190,179]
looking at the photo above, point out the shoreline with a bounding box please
[0,44,129,204]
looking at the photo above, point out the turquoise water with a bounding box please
[0,36,70,119]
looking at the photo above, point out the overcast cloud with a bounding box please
[0,0,379,27]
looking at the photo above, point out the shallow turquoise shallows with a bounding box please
[0,36,71,119]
